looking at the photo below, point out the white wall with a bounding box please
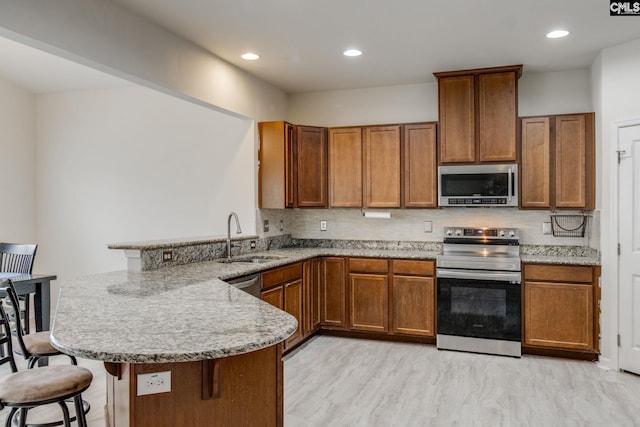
[35,86,256,280]
[593,37,640,370]
[0,75,36,244]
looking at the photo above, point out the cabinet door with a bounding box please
[261,286,283,310]
[524,281,594,351]
[555,114,592,209]
[478,72,518,162]
[403,123,437,208]
[521,117,551,208]
[329,127,363,207]
[363,125,401,207]
[321,257,347,328]
[349,273,388,333]
[391,275,435,337]
[284,279,303,349]
[437,75,475,164]
[296,126,328,207]
[303,259,322,337]
[258,121,289,209]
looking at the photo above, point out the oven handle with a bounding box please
[437,268,521,283]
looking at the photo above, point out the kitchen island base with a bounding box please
[105,345,283,427]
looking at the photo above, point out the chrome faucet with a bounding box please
[227,212,242,258]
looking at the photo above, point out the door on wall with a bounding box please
[618,123,640,375]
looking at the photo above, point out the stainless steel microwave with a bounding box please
[438,164,518,207]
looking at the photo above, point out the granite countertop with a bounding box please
[51,245,598,364]
[50,269,298,364]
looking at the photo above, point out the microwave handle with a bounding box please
[508,167,513,202]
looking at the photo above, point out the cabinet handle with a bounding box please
[201,359,221,400]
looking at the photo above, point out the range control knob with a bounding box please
[498,230,506,237]
[455,229,462,236]
[446,229,453,236]
[509,230,516,237]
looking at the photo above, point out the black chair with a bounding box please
[0,280,92,427]
[1,280,77,369]
[0,243,38,334]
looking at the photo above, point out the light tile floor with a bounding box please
[2,335,640,426]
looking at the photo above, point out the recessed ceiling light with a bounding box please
[241,52,260,60]
[546,30,569,39]
[343,49,362,57]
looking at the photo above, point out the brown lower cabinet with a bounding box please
[321,257,348,329]
[523,263,600,358]
[390,260,436,337]
[261,263,303,350]
[258,258,598,361]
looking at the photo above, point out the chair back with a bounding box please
[0,243,37,274]
[0,279,31,358]
[0,279,18,373]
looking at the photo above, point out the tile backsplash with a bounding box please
[260,208,600,249]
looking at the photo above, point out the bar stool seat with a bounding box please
[0,365,92,406]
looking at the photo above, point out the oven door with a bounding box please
[437,270,521,343]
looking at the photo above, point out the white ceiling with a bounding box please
[1,1,640,95]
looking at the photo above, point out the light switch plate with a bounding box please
[424,221,433,233]
[137,371,171,396]
[542,222,552,235]
[320,220,327,231]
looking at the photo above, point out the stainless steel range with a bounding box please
[436,227,522,357]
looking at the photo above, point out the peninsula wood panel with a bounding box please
[403,123,437,208]
[329,127,363,207]
[349,273,389,333]
[437,75,475,164]
[477,71,518,162]
[321,257,347,329]
[296,126,328,207]
[119,346,280,427]
[521,117,551,208]
[363,125,401,207]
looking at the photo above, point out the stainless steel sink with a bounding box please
[217,255,285,264]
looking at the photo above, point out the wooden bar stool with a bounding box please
[0,295,92,427]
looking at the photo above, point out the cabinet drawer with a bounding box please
[524,264,593,283]
[348,258,388,274]
[262,262,303,289]
[391,259,434,276]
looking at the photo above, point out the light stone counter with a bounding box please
[52,245,598,364]
[50,269,298,364]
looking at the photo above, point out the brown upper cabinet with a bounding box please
[403,123,438,208]
[363,125,401,208]
[520,113,595,210]
[329,127,363,207]
[434,65,522,165]
[258,121,328,209]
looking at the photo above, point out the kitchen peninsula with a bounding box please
[50,267,298,427]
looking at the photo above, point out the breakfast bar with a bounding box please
[50,269,297,427]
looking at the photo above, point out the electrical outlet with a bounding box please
[542,222,552,235]
[263,220,270,232]
[424,221,433,233]
[137,371,171,396]
[320,220,327,231]
[250,240,257,249]
[162,250,173,262]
